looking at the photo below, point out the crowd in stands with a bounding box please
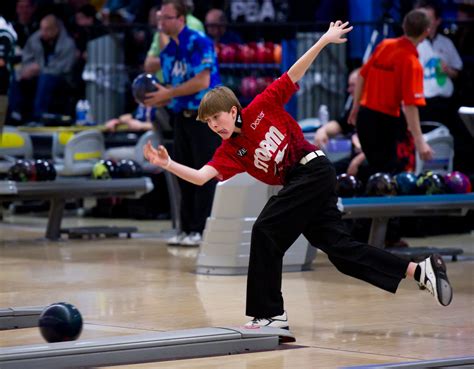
[0,1,472,125]
[0,0,472,247]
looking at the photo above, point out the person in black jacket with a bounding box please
[0,16,17,133]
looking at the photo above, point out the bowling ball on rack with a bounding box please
[273,43,282,64]
[132,73,159,105]
[235,44,255,64]
[394,172,418,195]
[255,76,268,94]
[366,172,397,196]
[92,159,117,180]
[38,302,83,343]
[416,171,445,195]
[255,43,268,64]
[34,159,57,181]
[264,42,275,63]
[115,159,143,178]
[219,44,236,63]
[7,159,37,182]
[336,173,361,197]
[240,76,258,98]
[444,171,472,193]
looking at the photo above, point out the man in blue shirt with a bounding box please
[145,0,221,246]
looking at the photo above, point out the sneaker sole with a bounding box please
[430,254,453,307]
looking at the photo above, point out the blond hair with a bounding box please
[197,86,242,122]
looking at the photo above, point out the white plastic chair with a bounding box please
[53,130,105,176]
[133,130,160,172]
[415,121,454,175]
[0,126,34,174]
[458,106,474,137]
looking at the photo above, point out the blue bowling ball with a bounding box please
[132,73,158,105]
[394,172,418,195]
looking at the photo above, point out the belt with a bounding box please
[181,109,198,118]
[299,150,325,165]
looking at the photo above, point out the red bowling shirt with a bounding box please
[207,72,317,185]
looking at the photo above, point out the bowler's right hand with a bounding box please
[143,141,171,168]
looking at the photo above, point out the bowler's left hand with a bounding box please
[322,20,353,44]
[144,82,173,107]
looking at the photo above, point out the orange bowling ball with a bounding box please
[273,44,282,64]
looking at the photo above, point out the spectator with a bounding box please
[144,0,221,247]
[105,105,155,133]
[8,14,76,123]
[415,0,473,174]
[144,9,166,82]
[0,16,17,135]
[315,69,415,180]
[101,0,143,24]
[145,1,204,82]
[348,9,433,175]
[415,0,463,120]
[72,4,107,99]
[314,69,365,176]
[0,16,16,95]
[12,0,38,49]
[183,0,204,32]
[104,104,166,161]
[73,4,107,55]
[205,8,242,45]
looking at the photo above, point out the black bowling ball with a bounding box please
[366,172,397,196]
[34,159,57,181]
[7,159,37,182]
[336,173,361,197]
[116,159,143,178]
[38,302,83,343]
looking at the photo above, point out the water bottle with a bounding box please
[83,100,95,126]
[75,100,86,125]
[318,104,329,125]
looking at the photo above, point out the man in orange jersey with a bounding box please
[348,9,433,174]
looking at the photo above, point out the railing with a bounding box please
[78,19,474,123]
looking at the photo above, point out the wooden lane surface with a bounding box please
[0,218,473,368]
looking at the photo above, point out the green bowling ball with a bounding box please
[92,160,117,180]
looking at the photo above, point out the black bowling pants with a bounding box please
[246,156,410,318]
